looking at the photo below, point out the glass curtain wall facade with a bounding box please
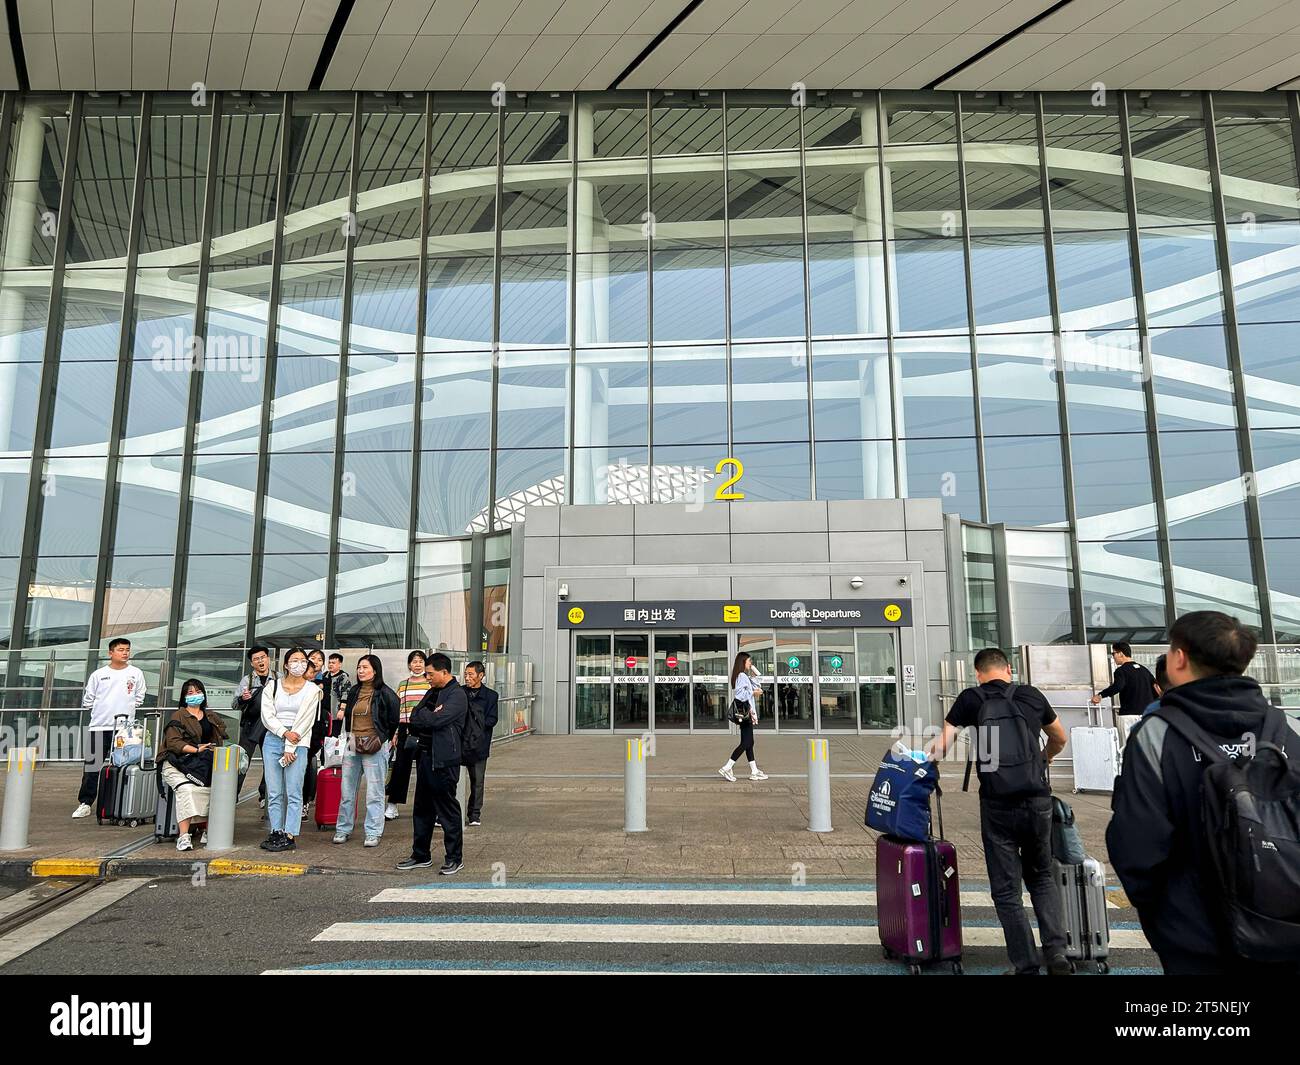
[1,88,1298,697]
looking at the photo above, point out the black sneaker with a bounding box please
[468,818,481,826]
[259,831,281,851]
[279,835,296,852]
[1046,954,1073,976]
[439,859,463,876]
[396,856,433,871]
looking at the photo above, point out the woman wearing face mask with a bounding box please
[160,679,228,852]
[258,647,321,852]
[385,650,429,821]
[301,648,328,811]
[718,652,767,782]
[333,654,400,847]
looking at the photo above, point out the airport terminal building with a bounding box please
[0,62,1298,734]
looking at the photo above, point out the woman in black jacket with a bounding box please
[331,654,400,847]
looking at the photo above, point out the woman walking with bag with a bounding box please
[159,679,228,851]
[333,654,400,847]
[718,652,767,782]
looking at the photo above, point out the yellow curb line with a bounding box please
[31,858,104,877]
[208,858,307,877]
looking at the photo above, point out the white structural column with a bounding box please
[571,100,611,505]
[0,103,45,523]
[853,100,897,499]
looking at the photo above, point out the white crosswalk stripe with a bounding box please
[267,880,1153,975]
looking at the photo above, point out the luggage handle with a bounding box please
[931,781,944,841]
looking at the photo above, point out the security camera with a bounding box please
[849,576,864,590]
[558,583,569,601]
[898,576,908,586]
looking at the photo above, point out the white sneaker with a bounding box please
[718,766,736,783]
[750,769,769,781]
[72,803,93,819]
[332,832,349,844]
[199,830,208,845]
[384,803,399,820]
[176,833,193,852]
[364,836,380,848]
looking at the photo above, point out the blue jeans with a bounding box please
[262,733,309,836]
[337,743,389,839]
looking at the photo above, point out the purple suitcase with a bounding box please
[875,793,963,974]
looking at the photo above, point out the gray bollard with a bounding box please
[0,747,38,851]
[456,765,468,827]
[807,738,832,833]
[204,744,240,852]
[624,737,647,833]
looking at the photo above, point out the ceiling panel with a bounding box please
[0,0,1295,92]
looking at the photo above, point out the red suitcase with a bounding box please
[875,791,963,974]
[314,766,342,829]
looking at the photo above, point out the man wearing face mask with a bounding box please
[397,652,466,875]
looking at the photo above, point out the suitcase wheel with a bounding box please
[907,963,921,976]
[1097,960,1110,975]
[128,819,139,828]
[951,960,964,975]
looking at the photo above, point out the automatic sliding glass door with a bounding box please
[613,633,650,729]
[575,633,612,730]
[652,631,690,729]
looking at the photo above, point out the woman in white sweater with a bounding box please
[258,646,321,852]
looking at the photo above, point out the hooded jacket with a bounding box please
[408,676,467,769]
[1106,673,1290,960]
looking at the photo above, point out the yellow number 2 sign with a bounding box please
[714,457,745,501]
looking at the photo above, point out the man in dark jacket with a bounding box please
[1107,610,1295,975]
[233,645,276,805]
[398,652,466,874]
[1090,642,1156,716]
[463,661,499,827]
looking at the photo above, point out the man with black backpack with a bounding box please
[1107,611,1300,975]
[929,647,1070,975]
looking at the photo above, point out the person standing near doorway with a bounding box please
[73,638,147,818]
[386,650,429,822]
[463,661,499,826]
[718,652,767,782]
[1090,642,1157,718]
[397,652,466,875]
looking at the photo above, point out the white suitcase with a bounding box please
[1071,726,1120,793]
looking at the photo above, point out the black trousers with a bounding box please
[465,758,487,820]
[980,795,1068,973]
[387,724,414,804]
[236,733,267,799]
[730,719,755,764]
[1157,945,1300,976]
[302,717,327,804]
[411,752,462,864]
[78,729,112,806]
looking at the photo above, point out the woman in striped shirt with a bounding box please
[385,650,430,821]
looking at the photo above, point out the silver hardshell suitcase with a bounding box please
[1054,857,1110,973]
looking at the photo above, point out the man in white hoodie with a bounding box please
[73,638,147,818]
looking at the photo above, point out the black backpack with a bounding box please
[962,683,1048,799]
[460,691,486,766]
[1155,708,1300,963]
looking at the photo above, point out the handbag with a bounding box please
[1050,795,1087,865]
[354,734,383,755]
[729,699,751,725]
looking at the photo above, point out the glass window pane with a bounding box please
[573,444,650,505]
[270,355,339,451]
[426,255,494,352]
[733,342,808,443]
[726,94,800,152]
[1160,429,1248,540]
[652,92,722,156]
[413,538,472,650]
[1004,528,1075,644]
[356,96,424,249]
[652,247,725,342]
[803,92,881,150]
[497,349,568,449]
[122,358,189,454]
[0,459,31,554]
[576,250,647,344]
[195,357,267,454]
[574,347,647,448]
[1169,538,1260,627]
[897,335,976,438]
[650,444,729,504]
[492,448,567,528]
[49,362,117,453]
[0,360,42,450]
[1079,540,1167,641]
[730,245,805,341]
[978,334,1060,435]
[25,556,97,646]
[277,264,345,353]
[883,144,961,240]
[1150,325,1237,433]
[333,552,407,644]
[901,437,980,516]
[1240,323,1300,428]
[812,338,891,441]
[188,454,257,553]
[262,453,334,554]
[504,99,569,164]
[1252,428,1300,533]
[418,451,490,537]
[65,96,142,263]
[500,254,568,347]
[1041,92,1127,231]
[805,148,886,243]
[0,271,53,358]
[204,263,272,352]
[344,351,414,451]
[890,238,968,335]
[1138,225,1223,328]
[581,92,646,159]
[338,451,411,552]
[350,260,418,353]
[575,160,647,254]
[1128,94,1213,226]
[815,438,895,500]
[574,632,611,730]
[1214,113,1300,223]
[112,460,180,554]
[1227,220,1300,324]
[651,155,724,247]
[732,441,809,502]
[102,554,172,643]
[809,241,886,338]
[984,435,1066,525]
[970,234,1052,332]
[210,96,282,268]
[652,344,726,447]
[257,552,327,640]
[59,271,126,359]
[1071,433,1157,526]
[1053,230,1136,330]
[1061,330,1149,435]
[282,95,352,263]
[422,350,491,449]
